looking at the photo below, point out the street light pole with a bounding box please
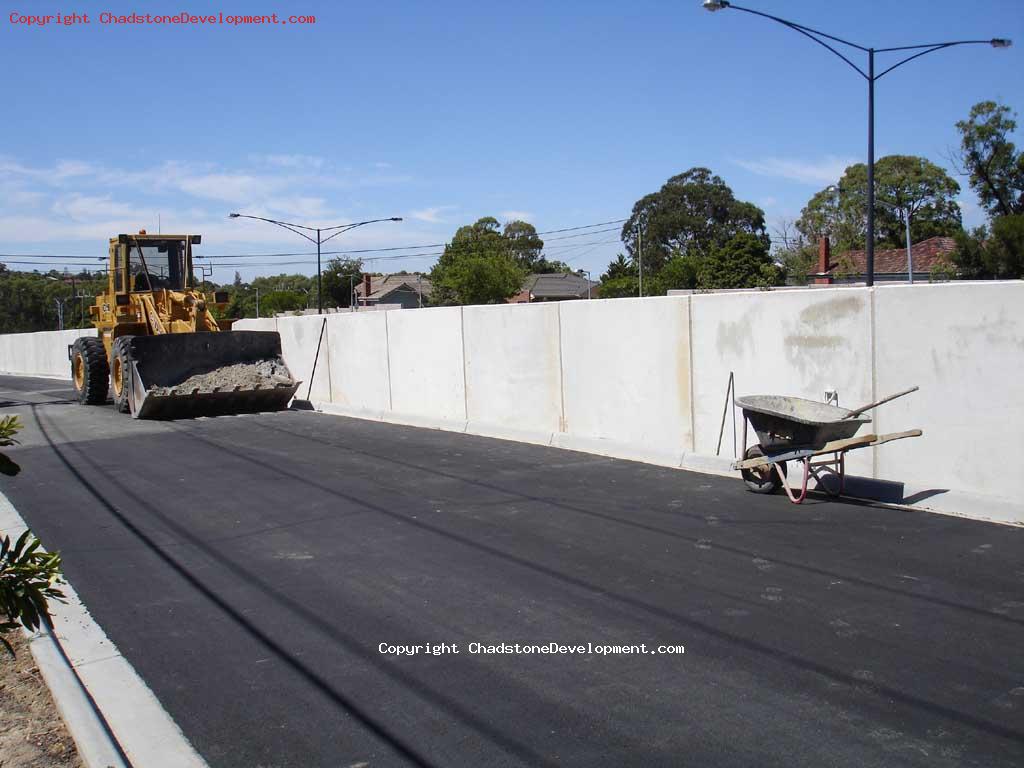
[874,197,915,283]
[867,47,875,283]
[229,213,402,313]
[905,212,913,284]
[637,225,643,298]
[702,1,1011,287]
[578,269,593,299]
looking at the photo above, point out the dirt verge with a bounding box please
[0,631,83,767]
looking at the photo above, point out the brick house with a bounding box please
[810,236,957,284]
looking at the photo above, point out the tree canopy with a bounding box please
[620,168,769,273]
[949,101,1024,279]
[428,217,530,305]
[956,101,1024,218]
[0,269,107,333]
[697,233,783,289]
[797,155,962,251]
[601,168,773,295]
[320,257,364,308]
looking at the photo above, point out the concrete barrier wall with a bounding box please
[874,283,1023,501]
[384,306,466,425]
[232,318,278,332]
[3,282,1022,510]
[324,311,391,414]
[0,329,93,379]
[274,316,332,402]
[690,287,874,476]
[557,296,692,466]
[463,302,563,441]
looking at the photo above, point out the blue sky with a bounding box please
[2,0,1021,281]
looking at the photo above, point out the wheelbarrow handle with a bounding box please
[842,386,919,419]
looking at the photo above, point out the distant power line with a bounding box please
[0,218,627,277]
[0,218,627,262]
[204,237,622,269]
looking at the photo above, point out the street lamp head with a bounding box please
[228,213,240,218]
[991,38,1012,48]
[703,0,730,11]
[390,217,403,222]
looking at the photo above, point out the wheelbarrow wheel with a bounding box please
[741,446,786,494]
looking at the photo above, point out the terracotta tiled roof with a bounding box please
[825,236,956,276]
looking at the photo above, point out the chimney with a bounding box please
[815,237,833,285]
[362,273,372,305]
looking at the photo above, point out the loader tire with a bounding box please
[71,337,109,406]
[111,336,134,414]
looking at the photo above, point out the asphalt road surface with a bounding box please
[2,374,1023,768]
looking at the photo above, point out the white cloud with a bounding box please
[255,153,325,170]
[500,210,533,222]
[52,194,153,222]
[410,205,457,223]
[0,157,99,186]
[0,154,424,265]
[732,155,857,186]
[177,173,281,204]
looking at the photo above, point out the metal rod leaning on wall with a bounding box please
[292,317,328,410]
[307,318,327,401]
[716,371,736,456]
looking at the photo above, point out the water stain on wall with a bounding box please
[798,294,864,324]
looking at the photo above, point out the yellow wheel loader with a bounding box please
[69,231,299,419]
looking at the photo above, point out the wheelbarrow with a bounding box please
[731,387,923,504]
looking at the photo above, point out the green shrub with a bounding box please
[1,531,66,655]
[0,415,21,477]
[1,414,66,656]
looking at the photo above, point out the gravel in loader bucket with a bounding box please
[124,331,301,419]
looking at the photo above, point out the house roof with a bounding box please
[823,236,956,276]
[355,274,432,300]
[522,272,598,298]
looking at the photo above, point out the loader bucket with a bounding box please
[124,331,301,419]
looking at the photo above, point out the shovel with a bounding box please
[840,386,919,420]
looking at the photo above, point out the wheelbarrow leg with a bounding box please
[808,451,846,497]
[775,458,809,504]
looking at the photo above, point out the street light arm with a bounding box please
[320,217,402,244]
[718,3,869,51]
[874,40,1006,79]
[228,213,318,243]
[875,39,1005,53]
[717,3,869,78]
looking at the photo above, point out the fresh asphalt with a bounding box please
[1,374,1022,768]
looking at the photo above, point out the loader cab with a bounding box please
[111,232,201,295]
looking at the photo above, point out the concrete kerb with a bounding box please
[0,490,209,768]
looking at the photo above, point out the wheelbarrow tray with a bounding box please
[734,395,871,452]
